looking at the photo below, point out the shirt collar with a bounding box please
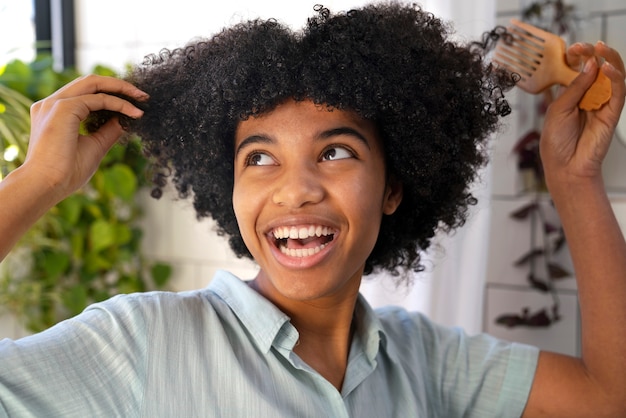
[353,293,388,363]
[207,270,388,360]
[208,270,295,354]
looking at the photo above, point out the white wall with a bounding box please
[75,0,374,73]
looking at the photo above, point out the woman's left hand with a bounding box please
[540,41,626,191]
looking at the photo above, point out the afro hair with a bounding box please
[92,2,514,277]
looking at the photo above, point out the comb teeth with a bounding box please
[491,18,612,109]
[494,24,548,79]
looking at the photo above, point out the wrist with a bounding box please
[545,171,605,199]
[4,164,66,209]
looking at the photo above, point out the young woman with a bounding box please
[1,3,625,416]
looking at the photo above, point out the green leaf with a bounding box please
[101,143,126,165]
[103,164,137,201]
[57,195,84,225]
[70,229,85,260]
[92,65,117,77]
[32,67,58,100]
[83,252,112,274]
[90,170,105,196]
[62,285,88,316]
[84,202,103,219]
[0,60,32,95]
[114,224,132,246]
[39,250,71,282]
[151,263,172,287]
[118,274,145,294]
[89,219,116,253]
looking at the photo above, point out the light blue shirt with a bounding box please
[0,270,538,417]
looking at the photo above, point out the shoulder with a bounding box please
[374,305,538,374]
[80,288,220,334]
[87,288,213,315]
[374,306,461,347]
[374,306,539,417]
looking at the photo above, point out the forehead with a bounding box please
[234,99,381,144]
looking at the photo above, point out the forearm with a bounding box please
[550,176,626,401]
[0,166,61,261]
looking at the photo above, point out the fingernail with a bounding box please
[603,61,615,72]
[583,58,595,73]
[135,89,150,99]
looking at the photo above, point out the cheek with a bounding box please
[232,182,250,235]
[350,173,388,214]
[232,179,264,245]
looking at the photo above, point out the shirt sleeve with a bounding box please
[0,294,148,417]
[415,312,539,418]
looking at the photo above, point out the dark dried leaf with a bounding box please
[548,263,571,279]
[495,306,556,328]
[495,313,524,328]
[526,308,552,327]
[528,274,550,292]
[510,202,539,220]
[544,221,558,234]
[512,130,542,155]
[514,248,544,266]
[553,234,567,252]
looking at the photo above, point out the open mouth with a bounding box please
[272,225,335,257]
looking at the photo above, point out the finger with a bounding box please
[81,118,126,168]
[53,74,149,101]
[566,42,595,70]
[601,61,626,119]
[595,41,626,78]
[553,57,600,111]
[45,93,145,124]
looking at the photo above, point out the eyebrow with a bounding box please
[235,126,371,157]
[235,135,273,158]
[319,127,371,149]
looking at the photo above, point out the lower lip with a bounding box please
[267,237,335,269]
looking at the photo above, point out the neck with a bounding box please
[248,273,361,390]
[291,297,357,391]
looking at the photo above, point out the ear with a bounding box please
[382,176,403,215]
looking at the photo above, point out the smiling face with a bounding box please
[233,99,402,306]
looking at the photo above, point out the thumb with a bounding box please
[80,117,125,171]
[557,58,600,110]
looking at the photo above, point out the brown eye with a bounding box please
[321,146,353,161]
[246,152,275,166]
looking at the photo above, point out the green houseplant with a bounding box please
[0,56,172,332]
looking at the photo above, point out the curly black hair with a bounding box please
[101,2,515,277]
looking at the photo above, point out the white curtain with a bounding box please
[360,0,495,336]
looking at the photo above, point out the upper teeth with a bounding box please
[273,225,332,240]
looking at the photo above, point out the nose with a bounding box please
[272,163,325,208]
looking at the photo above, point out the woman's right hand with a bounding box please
[0,75,148,260]
[23,74,148,202]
